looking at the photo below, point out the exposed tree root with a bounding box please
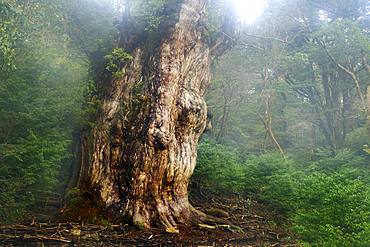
[190,205,243,233]
[1,195,296,246]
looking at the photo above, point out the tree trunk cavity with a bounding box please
[75,0,212,230]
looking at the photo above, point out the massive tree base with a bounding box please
[3,196,295,246]
[71,0,224,230]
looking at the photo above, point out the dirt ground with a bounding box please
[0,194,297,246]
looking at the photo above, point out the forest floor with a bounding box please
[0,193,297,246]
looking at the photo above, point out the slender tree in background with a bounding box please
[1,1,369,240]
[206,0,369,153]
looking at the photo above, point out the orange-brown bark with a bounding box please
[75,0,213,230]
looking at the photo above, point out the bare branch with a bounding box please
[317,38,368,112]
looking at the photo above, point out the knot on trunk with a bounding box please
[152,128,171,150]
[177,89,207,134]
[147,118,172,150]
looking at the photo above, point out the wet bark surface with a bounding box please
[74,0,213,229]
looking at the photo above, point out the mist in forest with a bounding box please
[0,0,369,246]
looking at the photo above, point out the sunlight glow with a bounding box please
[231,0,267,24]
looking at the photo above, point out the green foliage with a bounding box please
[193,141,245,193]
[0,1,21,71]
[254,152,370,247]
[132,0,169,31]
[242,153,292,193]
[207,0,370,154]
[0,35,87,222]
[104,48,132,78]
[64,187,82,208]
[0,4,368,247]
[202,0,228,44]
[0,180,30,222]
[0,0,119,223]
[193,143,370,246]
[345,127,370,150]
[291,173,370,247]
[80,80,101,128]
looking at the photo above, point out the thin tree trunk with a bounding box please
[265,95,286,157]
[319,39,368,113]
[260,68,285,157]
[321,69,338,149]
[216,96,229,142]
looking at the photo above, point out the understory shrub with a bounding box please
[193,141,245,193]
[193,142,370,246]
[291,173,370,246]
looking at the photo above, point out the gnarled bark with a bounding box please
[75,0,214,230]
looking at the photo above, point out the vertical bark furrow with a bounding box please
[77,0,211,229]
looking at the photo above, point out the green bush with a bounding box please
[193,143,370,246]
[345,127,369,151]
[242,152,292,193]
[308,149,367,174]
[292,173,370,247]
[104,48,132,78]
[193,141,245,193]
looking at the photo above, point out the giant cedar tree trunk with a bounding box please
[76,0,213,229]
